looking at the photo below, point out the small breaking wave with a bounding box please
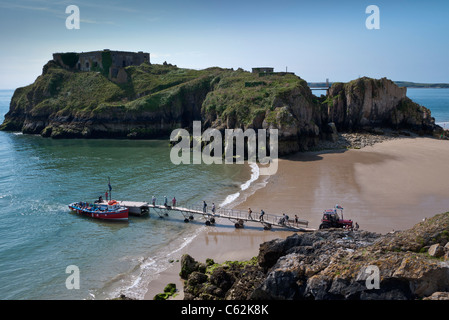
[219,163,260,208]
[97,163,266,300]
[103,226,205,300]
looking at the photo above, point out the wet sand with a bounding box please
[143,137,449,300]
[143,219,295,300]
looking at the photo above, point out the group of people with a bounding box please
[75,202,103,211]
[247,208,301,226]
[94,192,109,204]
[247,208,265,221]
[278,213,290,225]
[202,201,216,214]
[151,196,177,207]
[94,193,303,227]
[145,197,301,227]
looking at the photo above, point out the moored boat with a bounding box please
[97,200,150,216]
[68,200,129,221]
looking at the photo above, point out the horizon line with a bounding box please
[2,79,449,91]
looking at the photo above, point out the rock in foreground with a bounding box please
[181,212,449,300]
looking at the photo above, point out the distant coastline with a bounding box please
[3,80,449,91]
[394,81,449,88]
[308,81,449,88]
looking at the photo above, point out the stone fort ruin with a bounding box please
[53,49,150,83]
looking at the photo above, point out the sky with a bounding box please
[0,0,448,89]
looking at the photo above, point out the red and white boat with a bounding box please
[68,200,129,221]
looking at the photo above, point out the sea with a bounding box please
[0,87,448,300]
[407,88,449,128]
[0,89,264,300]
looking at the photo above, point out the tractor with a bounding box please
[319,206,353,230]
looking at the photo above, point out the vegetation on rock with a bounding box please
[182,212,449,300]
[0,61,441,156]
[153,283,178,300]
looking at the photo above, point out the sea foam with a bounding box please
[219,162,260,208]
[115,163,262,300]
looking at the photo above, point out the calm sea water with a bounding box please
[406,88,449,126]
[0,89,260,300]
[1,87,448,300]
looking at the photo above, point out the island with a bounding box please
[0,50,442,156]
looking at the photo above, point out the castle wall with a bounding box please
[252,67,274,74]
[53,50,150,84]
[52,54,65,68]
[110,51,149,68]
[78,52,103,71]
[54,50,150,72]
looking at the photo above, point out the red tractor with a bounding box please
[319,206,354,230]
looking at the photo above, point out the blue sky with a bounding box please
[0,0,448,89]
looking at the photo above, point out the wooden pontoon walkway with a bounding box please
[150,203,315,232]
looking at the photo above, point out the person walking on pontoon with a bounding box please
[248,208,253,220]
[152,196,156,206]
[172,197,176,207]
[280,213,287,225]
[259,209,265,221]
[203,200,207,213]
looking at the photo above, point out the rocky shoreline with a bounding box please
[309,130,401,151]
[309,126,449,152]
[179,212,449,300]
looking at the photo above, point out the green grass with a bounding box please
[201,71,312,126]
[3,61,319,133]
[153,283,178,300]
[205,256,258,275]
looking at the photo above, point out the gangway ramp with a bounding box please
[151,204,315,232]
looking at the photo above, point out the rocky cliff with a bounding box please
[323,77,436,133]
[0,60,440,155]
[180,212,449,300]
[0,61,219,139]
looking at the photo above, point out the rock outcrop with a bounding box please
[181,212,449,300]
[323,77,437,134]
[0,61,441,156]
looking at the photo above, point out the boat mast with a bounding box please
[108,177,112,201]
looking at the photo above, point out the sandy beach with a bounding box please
[143,220,295,300]
[238,136,449,234]
[143,136,449,300]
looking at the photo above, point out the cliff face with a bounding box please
[201,70,323,155]
[0,61,440,155]
[181,212,449,300]
[1,61,218,139]
[324,77,436,133]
